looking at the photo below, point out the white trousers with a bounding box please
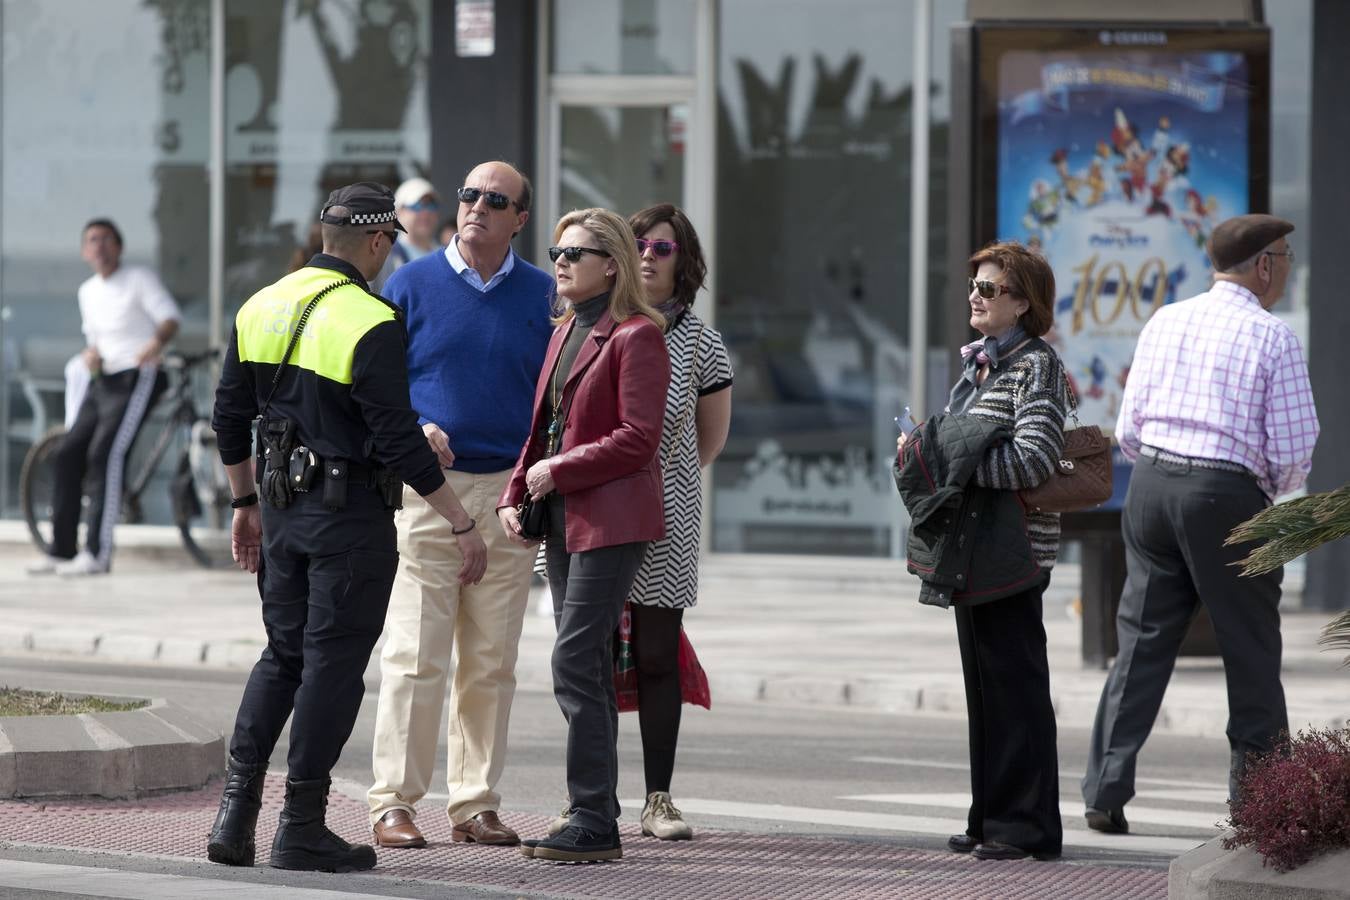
[368,469,535,825]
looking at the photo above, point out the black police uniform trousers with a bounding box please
[542,494,648,835]
[954,572,1062,857]
[228,484,399,781]
[50,366,166,562]
[1082,456,1286,810]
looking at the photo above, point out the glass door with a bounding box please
[557,102,688,219]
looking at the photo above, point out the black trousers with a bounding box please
[631,604,685,795]
[229,486,398,781]
[50,366,165,562]
[954,575,1062,856]
[543,494,648,834]
[1083,457,1286,810]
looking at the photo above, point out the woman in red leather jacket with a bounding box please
[497,207,670,863]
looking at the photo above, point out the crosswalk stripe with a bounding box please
[838,793,1224,831]
[0,860,398,899]
[848,757,1229,792]
[621,797,1207,855]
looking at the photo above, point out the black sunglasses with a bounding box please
[548,246,610,263]
[457,186,519,211]
[968,277,1014,300]
[366,229,399,244]
[636,238,679,258]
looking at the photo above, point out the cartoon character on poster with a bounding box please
[997,50,1251,432]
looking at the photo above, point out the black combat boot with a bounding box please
[206,755,268,866]
[269,777,377,873]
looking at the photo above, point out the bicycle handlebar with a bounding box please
[162,348,223,370]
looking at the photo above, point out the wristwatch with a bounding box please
[230,492,259,509]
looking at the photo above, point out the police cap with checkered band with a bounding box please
[319,182,407,232]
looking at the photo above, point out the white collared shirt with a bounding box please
[444,235,515,292]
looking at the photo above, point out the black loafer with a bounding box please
[972,840,1030,861]
[1085,807,1129,835]
[947,834,978,853]
[519,838,541,859]
[529,824,621,863]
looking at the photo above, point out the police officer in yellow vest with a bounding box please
[206,182,487,873]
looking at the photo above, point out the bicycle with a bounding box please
[19,349,232,568]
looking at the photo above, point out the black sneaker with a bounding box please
[519,837,542,859]
[530,823,621,863]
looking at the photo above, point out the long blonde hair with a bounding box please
[551,208,665,330]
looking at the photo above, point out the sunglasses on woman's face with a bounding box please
[457,187,516,211]
[636,238,679,258]
[548,246,610,263]
[968,277,1014,300]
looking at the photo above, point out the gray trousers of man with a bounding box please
[1082,455,1287,811]
[543,494,648,835]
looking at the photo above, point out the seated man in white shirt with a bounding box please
[27,218,181,577]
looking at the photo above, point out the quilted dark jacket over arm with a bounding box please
[894,414,1045,608]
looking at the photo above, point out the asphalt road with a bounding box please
[1,654,1235,870]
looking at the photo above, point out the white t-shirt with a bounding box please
[77,265,181,375]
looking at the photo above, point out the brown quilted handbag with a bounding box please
[1019,377,1113,514]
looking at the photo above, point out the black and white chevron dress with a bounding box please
[628,310,733,608]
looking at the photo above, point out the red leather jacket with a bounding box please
[500,310,671,552]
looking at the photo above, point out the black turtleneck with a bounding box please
[553,292,609,407]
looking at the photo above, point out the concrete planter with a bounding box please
[1170,833,1350,899]
[0,697,223,799]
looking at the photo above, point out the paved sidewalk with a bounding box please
[1,524,1345,738]
[0,775,1168,899]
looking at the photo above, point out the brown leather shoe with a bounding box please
[451,810,520,846]
[373,809,427,849]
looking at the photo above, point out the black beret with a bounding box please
[1206,214,1293,273]
[319,182,407,232]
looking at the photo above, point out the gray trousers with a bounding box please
[543,494,648,834]
[1082,456,1287,811]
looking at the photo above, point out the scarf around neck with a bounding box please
[947,323,1029,414]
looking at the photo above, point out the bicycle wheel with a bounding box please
[170,422,231,568]
[19,427,66,555]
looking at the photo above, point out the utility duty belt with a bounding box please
[255,416,402,511]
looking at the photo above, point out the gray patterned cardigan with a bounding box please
[963,339,1069,567]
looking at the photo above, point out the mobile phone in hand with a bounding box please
[894,406,919,436]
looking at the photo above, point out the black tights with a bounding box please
[630,604,684,794]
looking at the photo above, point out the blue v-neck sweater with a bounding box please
[383,250,555,473]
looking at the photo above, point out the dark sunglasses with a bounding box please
[636,238,679,258]
[968,277,1014,300]
[366,230,399,244]
[548,246,610,263]
[404,199,440,213]
[457,187,518,211]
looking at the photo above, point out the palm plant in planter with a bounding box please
[1219,483,1350,871]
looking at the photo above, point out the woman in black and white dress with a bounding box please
[622,204,733,841]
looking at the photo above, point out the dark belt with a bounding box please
[305,455,386,490]
[1140,444,1252,476]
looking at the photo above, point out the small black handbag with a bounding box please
[517,494,549,541]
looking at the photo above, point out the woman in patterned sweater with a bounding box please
[622,204,733,841]
[899,241,1068,861]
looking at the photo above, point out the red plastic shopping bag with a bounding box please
[613,602,712,712]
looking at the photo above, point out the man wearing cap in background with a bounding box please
[1081,213,1320,836]
[206,182,487,873]
[370,176,443,293]
[367,160,552,850]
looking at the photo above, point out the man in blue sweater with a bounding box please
[368,161,554,849]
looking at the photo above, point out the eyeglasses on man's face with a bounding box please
[636,238,679,258]
[968,277,1014,300]
[1264,248,1295,265]
[457,187,519,212]
[548,246,610,263]
[366,229,399,245]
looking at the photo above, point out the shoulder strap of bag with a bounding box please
[661,319,707,472]
[260,277,357,418]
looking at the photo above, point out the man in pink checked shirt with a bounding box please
[1080,214,1319,837]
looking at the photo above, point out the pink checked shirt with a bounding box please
[1116,281,1319,499]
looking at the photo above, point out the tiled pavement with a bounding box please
[0,776,1166,899]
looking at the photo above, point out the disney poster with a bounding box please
[991,36,1264,442]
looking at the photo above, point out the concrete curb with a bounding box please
[1169,834,1350,899]
[0,697,223,799]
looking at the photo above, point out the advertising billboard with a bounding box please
[972,25,1270,505]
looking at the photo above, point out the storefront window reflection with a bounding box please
[712,0,917,555]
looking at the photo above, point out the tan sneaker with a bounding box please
[547,802,571,837]
[641,791,693,840]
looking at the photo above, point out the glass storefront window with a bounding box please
[712,0,915,556]
[0,0,210,515]
[559,104,687,215]
[224,0,432,306]
[552,0,696,76]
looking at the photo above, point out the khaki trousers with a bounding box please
[368,469,535,825]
